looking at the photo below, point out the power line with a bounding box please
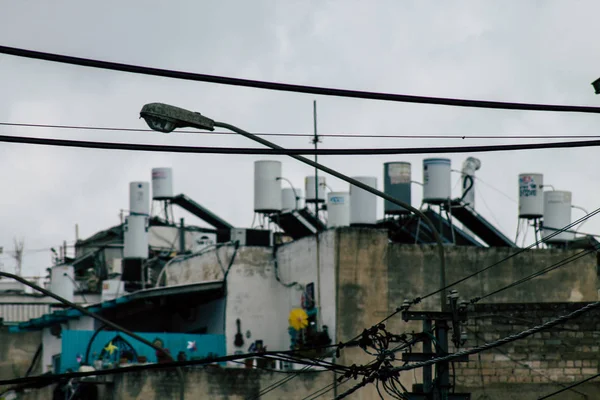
[471,245,599,303]
[0,349,342,388]
[409,207,600,307]
[2,44,600,114]
[4,133,600,156]
[249,355,333,400]
[335,301,600,399]
[4,122,600,140]
[538,372,600,399]
[466,327,589,399]
[393,301,600,372]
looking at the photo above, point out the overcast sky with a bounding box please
[2,1,600,276]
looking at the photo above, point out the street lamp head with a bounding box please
[140,103,215,133]
[592,78,600,95]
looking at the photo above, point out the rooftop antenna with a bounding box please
[12,237,24,277]
[313,100,322,331]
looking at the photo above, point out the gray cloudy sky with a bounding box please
[2,1,600,276]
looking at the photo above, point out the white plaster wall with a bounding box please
[223,247,288,354]
[41,316,96,373]
[41,327,61,373]
[277,230,337,343]
[168,237,339,355]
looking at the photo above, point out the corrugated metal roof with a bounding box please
[9,280,224,332]
[0,303,51,323]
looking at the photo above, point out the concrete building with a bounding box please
[5,162,600,399]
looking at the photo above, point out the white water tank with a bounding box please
[129,182,150,216]
[350,177,378,225]
[543,191,574,242]
[50,265,75,303]
[327,192,350,227]
[124,215,149,259]
[423,158,451,204]
[151,167,173,200]
[282,188,302,211]
[254,161,282,213]
[518,173,544,218]
[305,176,326,203]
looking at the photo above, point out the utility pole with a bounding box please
[402,290,471,400]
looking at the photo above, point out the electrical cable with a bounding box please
[409,206,600,307]
[300,377,352,400]
[0,270,186,400]
[24,344,42,378]
[228,360,335,374]
[466,327,588,399]
[3,44,600,114]
[5,133,600,156]
[391,301,600,373]
[335,301,600,399]
[0,346,345,388]
[469,314,579,332]
[474,176,518,204]
[11,121,600,140]
[64,273,88,303]
[249,349,341,400]
[538,372,600,399]
[471,245,599,303]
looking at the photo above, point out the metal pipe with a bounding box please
[214,121,447,310]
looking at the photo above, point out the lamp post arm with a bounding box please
[214,121,447,310]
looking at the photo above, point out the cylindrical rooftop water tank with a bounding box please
[305,176,326,203]
[518,173,544,219]
[50,265,75,303]
[350,177,378,225]
[254,161,282,213]
[327,192,350,227]
[423,158,451,204]
[124,215,149,259]
[384,162,411,214]
[543,190,574,243]
[152,167,173,200]
[282,188,302,211]
[129,182,150,216]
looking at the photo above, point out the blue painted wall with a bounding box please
[60,330,226,373]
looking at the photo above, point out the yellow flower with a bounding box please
[289,308,309,331]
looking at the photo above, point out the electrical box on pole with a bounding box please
[402,290,471,400]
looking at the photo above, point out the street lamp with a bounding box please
[140,103,215,133]
[140,102,448,311]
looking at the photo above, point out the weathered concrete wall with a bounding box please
[388,243,598,312]
[0,327,41,380]
[111,367,351,400]
[332,228,600,399]
[452,302,600,399]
